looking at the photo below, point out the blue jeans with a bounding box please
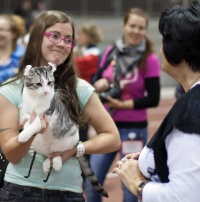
[84,127,147,202]
[0,181,85,202]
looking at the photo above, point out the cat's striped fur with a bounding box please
[17,63,108,198]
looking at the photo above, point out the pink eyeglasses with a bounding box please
[44,32,76,48]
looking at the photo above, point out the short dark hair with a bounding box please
[159,0,200,71]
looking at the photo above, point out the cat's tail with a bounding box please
[77,155,109,198]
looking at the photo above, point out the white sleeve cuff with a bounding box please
[143,182,165,202]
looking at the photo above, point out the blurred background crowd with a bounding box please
[0,0,192,87]
[0,0,190,201]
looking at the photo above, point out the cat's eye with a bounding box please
[48,81,54,86]
[35,83,42,87]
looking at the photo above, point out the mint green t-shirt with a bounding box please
[0,78,95,193]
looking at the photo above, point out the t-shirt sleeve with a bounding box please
[144,53,161,78]
[76,78,95,111]
[0,79,23,107]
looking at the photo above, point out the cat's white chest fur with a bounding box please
[18,88,54,143]
[18,63,79,173]
[31,112,79,156]
[31,117,79,173]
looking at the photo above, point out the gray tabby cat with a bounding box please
[17,62,108,198]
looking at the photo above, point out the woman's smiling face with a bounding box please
[123,14,147,46]
[40,22,73,66]
[0,18,15,48]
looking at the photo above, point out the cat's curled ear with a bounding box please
[48,62,57,73]
[23,65,32,76]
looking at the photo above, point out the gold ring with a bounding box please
[118,162,123,169]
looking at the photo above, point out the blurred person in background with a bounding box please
[73,21,102,171]
[32,0,47,20]
[14,0,33,32]
[85,7,161,202]
[17,15,34,48]
[12,14,26,39]
[74,21,102,83]
[0,14,26,83]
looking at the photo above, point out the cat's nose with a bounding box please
[44,91,48,95]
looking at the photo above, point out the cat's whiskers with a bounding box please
[53,93,64,105]
[54,91,68,104]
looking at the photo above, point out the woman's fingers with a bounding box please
[116,160,123,169]
[39,114,48,133]
[94,78,109,92]
[19,112,49,135]
[43,113,49,128]
[19,118,28,130]
[124,152,140,160]
[30,112,37,123]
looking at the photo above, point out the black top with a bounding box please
[147,84,200,182]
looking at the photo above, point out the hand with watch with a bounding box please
[48,141,85,164]
[112,153,149,202]
[137,181,149,202]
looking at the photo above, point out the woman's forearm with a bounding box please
[2,135,34,164]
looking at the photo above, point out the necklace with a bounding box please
[190,74,200,89]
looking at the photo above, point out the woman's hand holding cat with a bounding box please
[19,112,49,134]
[33,113,49,134]
[48,148,76,164]
[19,117,28,130]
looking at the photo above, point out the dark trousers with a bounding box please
[0,181,85,202]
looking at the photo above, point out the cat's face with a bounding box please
[23,63,56,96]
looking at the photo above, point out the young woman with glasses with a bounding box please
[0,10,120,202]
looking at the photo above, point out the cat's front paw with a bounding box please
[18,132,31,142]
[52,156,62,171]
[43,158,51,174]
